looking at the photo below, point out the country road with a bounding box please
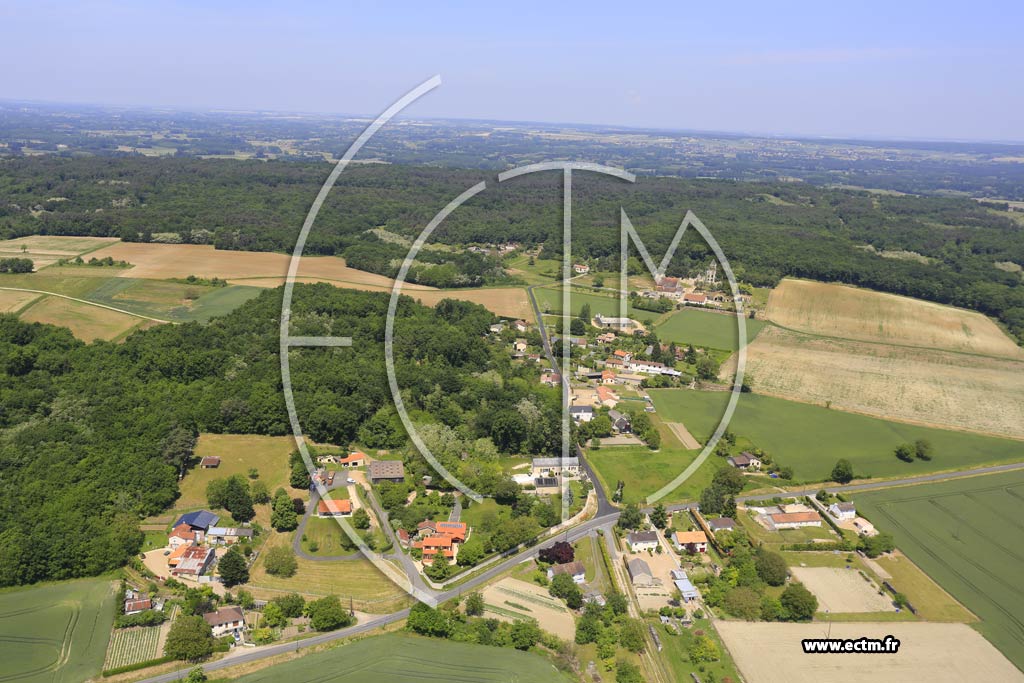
[657,460,1024,512]
[136,284,1024,682]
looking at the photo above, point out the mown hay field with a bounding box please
[648,389,1024,481]
[19,295,145,341]
[856,470,1024,672]
[231,632,569,683]
[742,325,1024,439]
[86,242,433,289]
[789,567,894,613]
[0,235,119,255]
[765,278,1024,358]
[716,621,1023,683]
[0,577,117,683]
[0,288,42,312]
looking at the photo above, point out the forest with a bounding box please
[1,157,1023,340]
[0,285,563,586]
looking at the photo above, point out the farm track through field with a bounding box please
[0,287,170,323]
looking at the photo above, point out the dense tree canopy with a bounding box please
[0,285,560,587]
[2,158,1022,339]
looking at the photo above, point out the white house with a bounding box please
[569,405,594,423]
[593,314,636,331]
[573,263,590,274]
[828,502,857,521]
[203,606,246,639]
[531,457,580,478]
[548,561,586,584]
[626,530,660,553]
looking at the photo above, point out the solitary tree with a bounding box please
[352,507,371,530]
[164,616,214,661]
[308,595,353,631]
[464,591,485,616]
[218,547,248,587]
[271,489,298,531]
[650,503,668,529]
[830,459,854,484]
[616,503,643,530]
[894,444,915,463]
[914,439,934,461]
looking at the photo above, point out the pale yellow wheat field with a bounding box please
[765,279,1023,358]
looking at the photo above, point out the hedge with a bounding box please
[102,655,175,677]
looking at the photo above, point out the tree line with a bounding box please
[2,157,1022,340]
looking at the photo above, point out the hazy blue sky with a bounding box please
[2,1,1022,141]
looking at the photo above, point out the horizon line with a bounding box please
[3,95,1024,148]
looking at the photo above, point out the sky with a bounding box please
[1,1,1023,141]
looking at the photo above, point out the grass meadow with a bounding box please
[229,632,570,683]
[654,307,766,351]
[648,389,1024,482]
[0,577,116,683]
[855,469,1024,671]
[175,434,296,511]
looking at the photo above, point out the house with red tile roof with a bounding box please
[414,534,457,563]
[673,530,708,554]
[168,523,197,550]
[769,511,822,529]
[317,498,353,518]
[338,452,365,467]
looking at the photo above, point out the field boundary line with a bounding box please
[0,287,171,323]
[762,317,1024,363]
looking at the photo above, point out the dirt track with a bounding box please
[666,421,702,450]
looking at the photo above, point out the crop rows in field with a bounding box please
[104,626,160,670]
[855,471,1024,672]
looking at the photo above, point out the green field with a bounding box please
[0,577,117,683]
[855,470,1024,671]
[229,632,569,682]
[586,444,732,504]
[532,286,650,320]
[653,308,766,350]
[648,389,1024,481]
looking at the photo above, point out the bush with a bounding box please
[754,548,788,586]
[271,593,306,618]
[115,610,167,628]
[308,595,353,631]
[781,582,818,621]
[263,546,298,577]
[101,655,175,677]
